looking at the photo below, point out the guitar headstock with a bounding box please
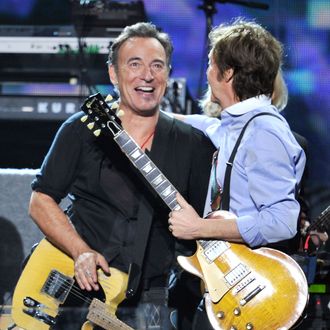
[81,92,123,137]
[316,205,330,232]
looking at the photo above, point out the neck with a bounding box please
[121,110,159,150]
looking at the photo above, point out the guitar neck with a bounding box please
[87,298,133,330]
[308,205,330,232]
[114,130,181,212]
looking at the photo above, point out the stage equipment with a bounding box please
[0,1,146,120]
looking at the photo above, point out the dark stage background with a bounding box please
[0,0,329,327]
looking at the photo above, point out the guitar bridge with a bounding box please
[41,269,74,303]
[240,285,266,306]
[23,296,56,326]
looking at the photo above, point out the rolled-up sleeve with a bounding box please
[31,119,83,204]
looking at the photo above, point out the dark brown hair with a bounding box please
[108,22,173,71]
[210,18,283,101]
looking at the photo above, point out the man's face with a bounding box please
[207,54,223,104]
[109,37,169,116]
[207,53,235,109]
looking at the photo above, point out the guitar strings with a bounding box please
[41,274,119,307]
[49,278,132,329]
[39,273,134,329]
[309,207,330,231]
[41,276,129,328]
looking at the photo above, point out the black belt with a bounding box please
[142,275,168,291]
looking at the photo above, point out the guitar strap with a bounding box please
[221,112,282,211]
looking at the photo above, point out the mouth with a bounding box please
[134,86,155,93]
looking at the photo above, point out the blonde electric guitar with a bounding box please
[178,230,308,330]
[80,93,309,330]
[11,238,133,330]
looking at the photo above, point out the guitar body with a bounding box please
[178,243,308,330]
[12,238,129,330]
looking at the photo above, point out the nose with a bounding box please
[206,66,211,82]
[140,65,154,82]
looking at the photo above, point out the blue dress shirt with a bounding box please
[185,95,306,247]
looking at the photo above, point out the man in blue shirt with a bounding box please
[167,18,306,329]
[169,18,305,250]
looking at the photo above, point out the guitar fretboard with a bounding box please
[308,205,330,232]
[114,130,181,211]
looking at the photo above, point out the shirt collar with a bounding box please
[224,95,271,116]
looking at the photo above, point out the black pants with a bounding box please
[192,298,214,330]
[117,286,176,330]
[118,272,201,330]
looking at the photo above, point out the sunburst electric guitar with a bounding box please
[11,238,133,330]
[79,93,308,330]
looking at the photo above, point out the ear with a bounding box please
[224,68,234,82]
[108,65,118,85]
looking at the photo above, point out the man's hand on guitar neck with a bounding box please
[309,230,328,245]
[168,193,204,240]
[300,210,329,252]
[168,193,243,243]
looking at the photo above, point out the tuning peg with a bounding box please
[105,94,113,102]
[81,115,88,122]
[111,102,119,110]
[93,129,101,137]
[87,122,95,130]
[117,109,125,117]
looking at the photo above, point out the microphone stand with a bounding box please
[196,0,269,99]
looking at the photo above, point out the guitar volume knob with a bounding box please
[233,307,241,316]
[216,311,225,319]
[246,323,254,329]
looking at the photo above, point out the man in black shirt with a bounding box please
[28,22,215,329]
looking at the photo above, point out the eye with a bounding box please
[152,62,165,72]
[129,61,141,69]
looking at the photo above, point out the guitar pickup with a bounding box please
[41,269,74,303]
[203,241,230,263]
[224,263,250,287]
